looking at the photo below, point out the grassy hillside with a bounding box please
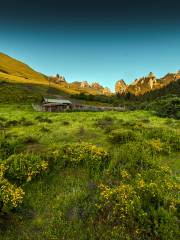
[0,80,73,104]
[0,53,83,97]
[0,53,111,96]
[0,53,47,83]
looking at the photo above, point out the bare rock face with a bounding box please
[147,72,156,89]
[91,82,102,90]
[122,71,179,95]
[115,79,127,94]
[175,70,180,80]
[127,73,157,94]
[80,81,90,88]
[49,74,67,84]
[148,72,156,79]
[70,81,81,89]
[102,87,111,95]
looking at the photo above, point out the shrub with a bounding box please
[0,117,6,128]
[108,142,157,178]
[0,136,20,160]
[20,117,33,126]
[62,121,70,126]
[22,136,39,144]
[5,153,48,182]
[47,143,110,177]
[108,129,138,144]
[5,120,19,127]
[35,116,52,123]
[40,126,50,132]
[95,170,179,240]
[152,96,180,119]
[144,127,180,151]
[90,142,180,239]
[0,164,25,212]
[145,138,171,155]
[95,116,115,130]
[0,178,25,211]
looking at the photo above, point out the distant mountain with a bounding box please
[0,52,111,96]
[49,75,112,95]
[1,52,179,98]
[115,71,180,96]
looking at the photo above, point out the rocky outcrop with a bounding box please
[91,82,103,90]
[147,72,156,89]
[117,71,179,96]
[115,79,127,94]
[102,87,111,95]
[127,72,158,95]
[80,81,90,88]
[49,74,67,84]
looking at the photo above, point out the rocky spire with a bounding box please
[115,79,127,94]
[147,72,156,89]
[91,82,102,89]
[148,72,156,79]
[102,87,111,95]
[80,81,89,88]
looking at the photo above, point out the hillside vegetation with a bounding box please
[0,53,47,83]
[0,103,179,239]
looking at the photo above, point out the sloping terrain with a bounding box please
[0,53,111,96]
[0,53,47,83]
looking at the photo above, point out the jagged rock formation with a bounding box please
[91,82,102,90]
[62,80,111,95]
[70,81,81,89]
[49,74,67,85]
[102,87,111,95]
[116,71,180,96]
[80,81,90,88]
[147,72,157,89]
[115,79,127,94]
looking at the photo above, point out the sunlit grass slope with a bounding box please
[0,52,47,82]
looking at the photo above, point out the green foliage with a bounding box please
[35,115,53,123]
[0,82,46,103]
[22,136,39,144]
[90,142,180,240]
[96,173,179,239]
[108,129,138,144]
[95,116,115,128]
[144,127,180,152]
[0,104,179,239]
[48,143,110,177]
[147,96,180,119]
[5,153,48,182]
[0,136,21,160]
[0,164,25,212]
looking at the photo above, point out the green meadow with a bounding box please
[0,104,180,240]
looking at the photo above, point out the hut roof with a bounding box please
[43,98,72,105]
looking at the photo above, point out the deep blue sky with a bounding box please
[1,0,180,91]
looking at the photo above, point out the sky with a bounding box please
[1,0,180,91]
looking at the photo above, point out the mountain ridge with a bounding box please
[0,52,179,97]
[115,71,180,96]
[0,52,112,96]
